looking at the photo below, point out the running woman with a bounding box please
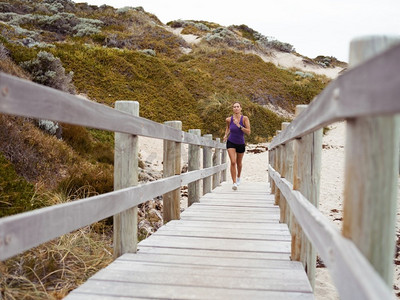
[223,102,251,190]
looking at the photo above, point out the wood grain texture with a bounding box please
[342,36,400,285]
[0,165,225,260]
[269,166,395,299]
[66,182,313,300]
[212,138,221,189]
[188,129,201,206]
[163,121,182,223]
[269,42,400,149]
[202,134,213,194]
[113,101,139,257]
[0,72,226,149]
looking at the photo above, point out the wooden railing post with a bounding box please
[269,148,275,194]
[202,134,213,194]
[188,129,201,206]
[274,130,281,206]
[113,101,139,258]
[343,35,400,285]
[221,146,227,183]
[292,104,322,289]
[212,138,221,189]
[280,122,292,227]
[163,121,182,223]
[278,126,287,224]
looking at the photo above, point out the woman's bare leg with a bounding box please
[227,148,237,183]
[236,152,244,179]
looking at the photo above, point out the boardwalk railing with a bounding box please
[268,36,400,299]
[0,73,227,261]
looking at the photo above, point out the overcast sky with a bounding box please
[83,0,400,62]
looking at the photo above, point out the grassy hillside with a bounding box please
[0,1,339,297]
[0,0,333,217]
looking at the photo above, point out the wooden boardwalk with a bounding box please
[66,182,313,299]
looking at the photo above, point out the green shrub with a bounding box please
[0,153,36,218]
[20,50,75,93]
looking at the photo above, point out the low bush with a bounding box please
[20,51,76,93]
[0,153,36,218]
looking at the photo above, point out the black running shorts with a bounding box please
[226,140,245,153]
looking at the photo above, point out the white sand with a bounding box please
[166,26,344,80]
[139,121,399,298]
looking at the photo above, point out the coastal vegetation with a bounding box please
[0,0,343,297]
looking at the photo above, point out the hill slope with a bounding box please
[0,0,345,209]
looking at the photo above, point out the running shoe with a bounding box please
[236,177,241,186]
[232,183,238,190]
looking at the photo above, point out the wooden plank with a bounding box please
[291,105,322,287]
[185,205,280,213]
[152,229,292,241]
[200,194,273,200]
[138,235,291,253]
[179,216,279,223]
[66,280,314,300]
[0,166,226,261]
[117,253,302,270]
[86,268,310,293]
[180,212,279,221]
[195,201,275,208]
[202,134,213,194]
[188,129,201,206]
[163,221,290,234]
[342,36,400,286]
[163,121,182,223]
[137,246,291,260]
[181,209,279,217]
[113,101,139,257]
[0,72,226,148]
[269,42,400,149]
[269,165,395,299]
[164,219,289,230]
[212,138,221,189]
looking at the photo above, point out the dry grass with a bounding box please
[0,188,114,299]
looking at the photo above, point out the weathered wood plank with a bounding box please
[163,221,290,234]
[0,166,225,260]
[66,280,313,300]
[138,235,291,253]
[269,42,400,149]
[87,267,310,292]
[137,246,291,260]
[163,121,182,223]
[188,129,201,206]
[180,210,279,218]
[202,134,213,194]
[342,36,400,286]
[113,101,139,257]
[65,182,313,299]
[0,72,226,148]
[212,138,221,189]
[188,202,279,210]
[269,165,395,299]
[117,253,302,270]
[152,229,292,241]
[164,219,289,230]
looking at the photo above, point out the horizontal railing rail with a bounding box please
[268,36,400,299]
[0,164,226,261]
[0,73,223,148]
[0,72,227,261]
[270,42,400,149]
[269,166,393,299]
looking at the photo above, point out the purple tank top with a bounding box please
[228,115,245,144]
